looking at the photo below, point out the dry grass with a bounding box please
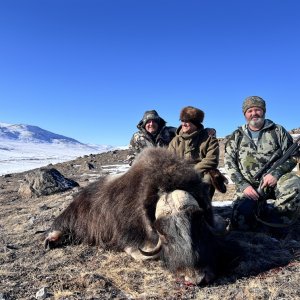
[1,149,300,299]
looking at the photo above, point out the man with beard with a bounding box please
[224,96,300,234]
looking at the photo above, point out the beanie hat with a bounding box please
[180,106,204,127]
[139,110,165,128]
[242,96,266,114]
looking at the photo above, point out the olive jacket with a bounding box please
[168,124,219,174]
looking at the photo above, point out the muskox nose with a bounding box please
[184,267,216,286]
[44,230,63,250]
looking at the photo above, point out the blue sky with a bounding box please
[0,0,299,146]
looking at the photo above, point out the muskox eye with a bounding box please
[154,218,167,235]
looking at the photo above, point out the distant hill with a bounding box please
[0,122,84,144]
[0,122,122,175]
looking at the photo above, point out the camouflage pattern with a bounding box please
[139,110,162,127]
[128,126,176,165]
[225,119,300,230]
[242,96,266,114]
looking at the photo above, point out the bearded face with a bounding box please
[244,107,265,130]
[249,116,265,128]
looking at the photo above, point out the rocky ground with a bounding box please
[1,148,300,299]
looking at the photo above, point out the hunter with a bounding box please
[224,96,300,235]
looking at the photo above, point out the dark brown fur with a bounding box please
[180,106,204,124]
[45,147,240,285]
[209,169,229,193]
[47,148,212,248]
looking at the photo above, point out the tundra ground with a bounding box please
[1,149,300,299]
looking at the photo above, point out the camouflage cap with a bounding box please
[242,96,266,114]
[142,110,160,124]
[138,110,166,128]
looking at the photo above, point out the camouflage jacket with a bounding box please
[128,126,176,164]
[224,119,296,192]
[168,125,219,173]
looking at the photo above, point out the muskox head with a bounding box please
[140,190,236,285]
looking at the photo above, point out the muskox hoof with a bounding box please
[44,230,62,250]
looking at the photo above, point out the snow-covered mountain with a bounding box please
[0,122,83,144]
[0,122,124,176]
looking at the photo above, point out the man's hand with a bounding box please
[207,128,216,137]
[260,174,277,189]
[243,174,277,201]
[243,185,260,201]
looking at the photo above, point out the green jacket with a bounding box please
[224,119,296,192]
[168,125,219,173]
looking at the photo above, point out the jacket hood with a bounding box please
[137,110,166,130]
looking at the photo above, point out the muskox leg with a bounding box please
[44,230,63,249]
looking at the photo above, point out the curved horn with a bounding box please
[138,237,162,256]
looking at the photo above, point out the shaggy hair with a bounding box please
[160,210,241,283]
[47,148,212,249]
[45,147,241,285]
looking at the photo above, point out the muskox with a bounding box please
[45,147,240,285]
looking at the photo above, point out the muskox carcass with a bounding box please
[45,147,240,285]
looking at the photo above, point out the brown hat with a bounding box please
[180,106,204,126]
[242,96,266,114]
